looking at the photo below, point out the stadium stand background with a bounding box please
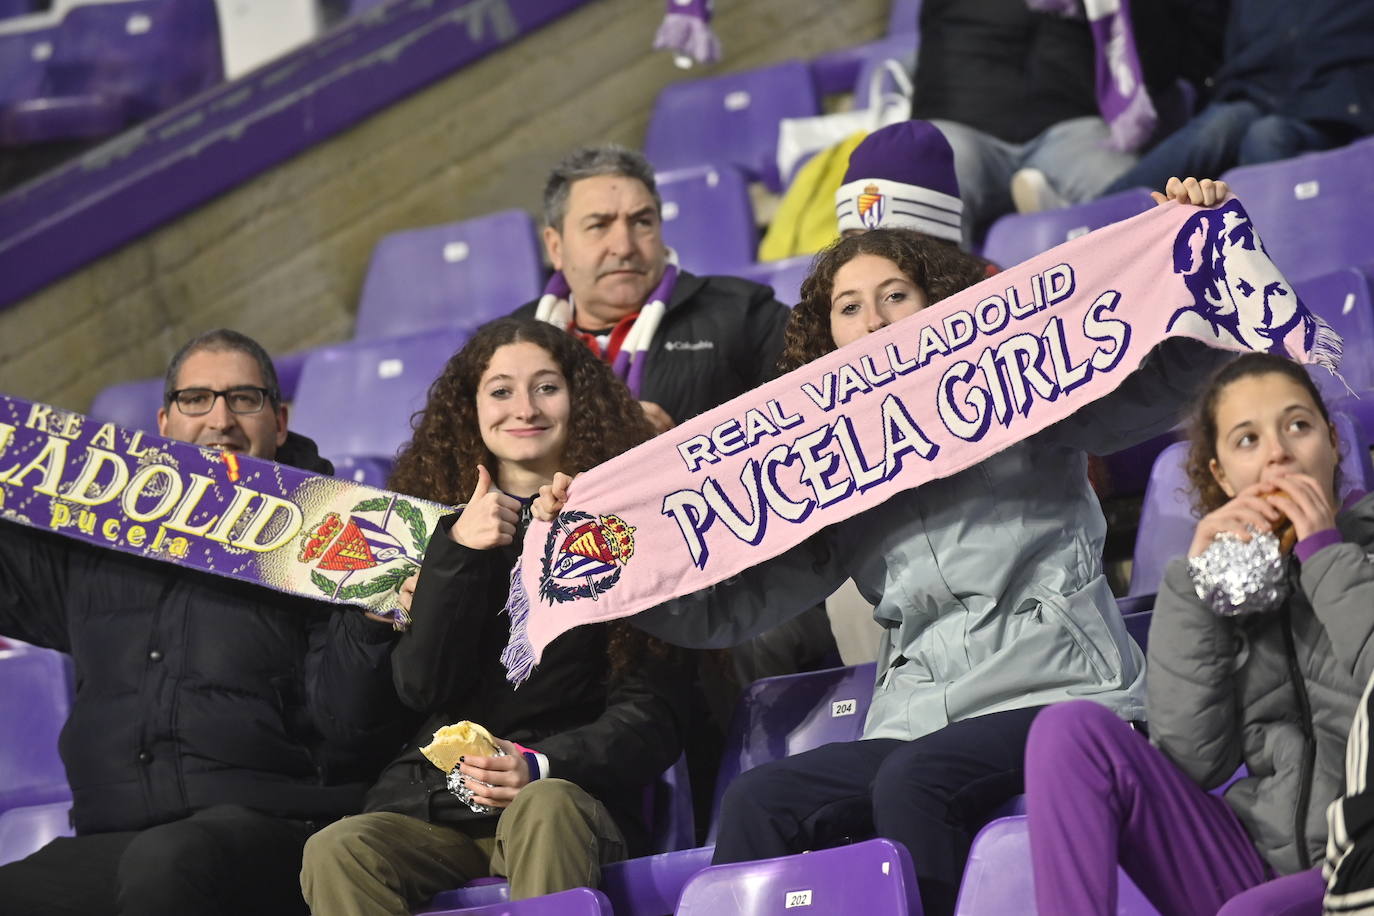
[0,0,889,414]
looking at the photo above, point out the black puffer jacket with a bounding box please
[514,272,790,425]
[364,514,691,858]
[0,434,406,834]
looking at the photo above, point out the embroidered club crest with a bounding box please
[301,495,428,603]
[539,510,636,603]
[857,183,886,230]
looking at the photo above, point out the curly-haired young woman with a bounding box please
[620,179,1235,915]
[300,318,690,914]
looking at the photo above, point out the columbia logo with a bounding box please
[663,340,714,352]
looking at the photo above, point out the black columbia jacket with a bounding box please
[514,271,790,425]
[363,515,692,858]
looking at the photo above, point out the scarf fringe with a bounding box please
[1311,316,1345,375]
[652,13,721,67]
[500,563,535,685]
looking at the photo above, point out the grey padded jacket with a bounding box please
[637,340,1225,744]
[1148,491,1374,875]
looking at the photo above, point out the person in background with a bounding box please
[1027,352,1373,915]
[910,0,1223,238]
[1100,0,1374,198]
[300,319,690,913]
[0,329,404,916]
[515,145,841,834]
[546,178,1234,916]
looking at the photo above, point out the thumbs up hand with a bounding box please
[532,472,574,522]
[449,465,523,550]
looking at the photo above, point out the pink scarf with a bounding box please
[502,199,1340,682]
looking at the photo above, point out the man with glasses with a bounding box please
[0,329,405,916]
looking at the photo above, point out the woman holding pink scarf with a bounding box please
[539,179,1233,915]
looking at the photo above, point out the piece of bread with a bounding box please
[1268,490,1298,554]
[420,720,500,773]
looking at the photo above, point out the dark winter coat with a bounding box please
[363,514,691,858]
[0,433,405,834]
[1212,0,1374,137]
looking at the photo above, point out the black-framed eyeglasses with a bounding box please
[167,386,273,416]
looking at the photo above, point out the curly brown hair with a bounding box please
[776,228,991,375]
[1184,352,1340,516]
[388,318,654,505]
[387,317,669,678]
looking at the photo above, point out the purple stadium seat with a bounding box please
[1223,137,1374,283]
[735,254,811,308]
[981,188,1156,270]
[418,758,702,915]
[274,348,310,402]
[0,642,73,814]
[676,838,922,915]
[353,210,545,341]
[0,1,37,21]
[422,887,612,916]
[955,815,1157,916]
[1295,268,1374,394]
[810,31,918,98]
[416,879,509,914]
[0,23,55,109]
[0,801,73,868]
[644,59,820,193]
[708,662,877,840]
[1098,430,1180,499]
[290,328,470,466]
[417,848,720,916]
[656,164,757,277]
[889,0,921,33]
[1127,412,1373,596]
[1,0,223,146]
[331,454,395,487]
[1122,610,1151,654]
[88,376,164,433]
[647,753,695,854]
[347,0,394,15]
[599,845,714,916]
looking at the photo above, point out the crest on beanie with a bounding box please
[857,183,886,229]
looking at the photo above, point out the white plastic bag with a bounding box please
[775,59,914,187]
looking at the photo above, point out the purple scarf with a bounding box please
[653,0,721,68]
[1027,0,1156,152]
[0,397,451,626]
[534,261,680,399]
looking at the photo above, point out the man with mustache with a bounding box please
[516,145,791,434]
[0,329,405,915]
[514,146,836,830]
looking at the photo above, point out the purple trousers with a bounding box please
[1025,701,1325,915]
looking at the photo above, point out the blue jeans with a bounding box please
[930,116,1138,245]
[1104,100,1346,195]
